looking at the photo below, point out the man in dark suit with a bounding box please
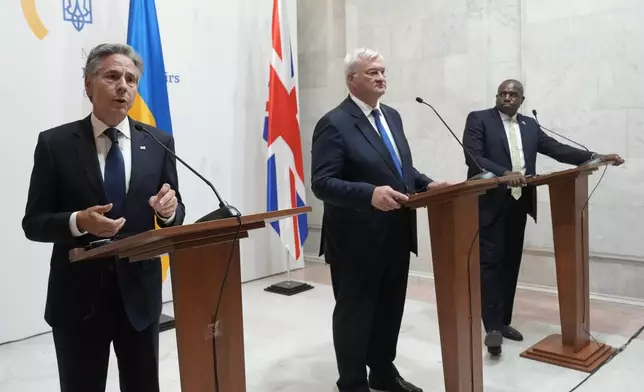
[311,48,447,392]
[22,43,185,391]
[462,79,624,355]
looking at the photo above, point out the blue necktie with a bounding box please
[372,109,402,177]
[103,128,126,219]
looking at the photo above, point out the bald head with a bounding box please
[495,79,525,116]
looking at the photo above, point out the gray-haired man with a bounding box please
[311,48,447,392]
[22,43,185,391]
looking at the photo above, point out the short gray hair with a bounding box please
[344,48,383,78]
[84,43,144,80]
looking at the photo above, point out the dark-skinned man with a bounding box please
[462,79,624,355]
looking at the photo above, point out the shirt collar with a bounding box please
[498,110,518,122]
[91,113,131,139]
[350,94,381,117]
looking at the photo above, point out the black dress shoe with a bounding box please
[338,387,370,392]
[484,330,503,356]
[502,325,524,341]
[369,376,423,392]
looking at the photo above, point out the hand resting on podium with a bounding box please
[372,181,451,211]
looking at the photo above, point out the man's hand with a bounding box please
[427,181,450,191]
[371,186,409,211]
[503,171,526,187]
[596,153,625,166]
[77,204,125,238]
[149,183,178,218]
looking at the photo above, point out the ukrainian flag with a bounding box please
[127,0,173,282]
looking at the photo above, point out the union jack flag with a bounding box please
[262,0,308,262]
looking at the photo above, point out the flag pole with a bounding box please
[286,246,291,283]
[264,232,313,296]
[263,0,312,297]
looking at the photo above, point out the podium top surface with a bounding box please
[526,161,611,186]
[404,175,518,209]
[69,206,311,263]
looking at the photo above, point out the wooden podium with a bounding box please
[69,206,311,392]
[520,162,616,372]
[404,175,516,392]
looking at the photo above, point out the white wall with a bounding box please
[298,0,644,300]
[0,0,299,344]
[297,0,348,257]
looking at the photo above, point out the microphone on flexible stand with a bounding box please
[134,124,241,222]
[415,97,496,180]
[531,109,601,165]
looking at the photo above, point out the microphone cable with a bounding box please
[419,174,502,387]
[211,213,243,392]
[465,175,502,381]
[460,163,642,392]
[567,163,644,392]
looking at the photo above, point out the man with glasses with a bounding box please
[462,79,624,356]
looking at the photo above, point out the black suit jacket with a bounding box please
[462,108,593,225]
[310,96,432,265]
[22,115,186,331]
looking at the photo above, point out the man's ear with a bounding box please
[84,78,92,102]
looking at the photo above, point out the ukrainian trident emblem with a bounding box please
[62,0,93,32]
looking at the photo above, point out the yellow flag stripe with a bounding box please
[131,95,171,283]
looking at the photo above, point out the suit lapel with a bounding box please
[516,114,531,153]
[381,105,406,172]
[127,119,148,200]
[73,115,107,203]
[491,109,511,158]
[344,98,403,182]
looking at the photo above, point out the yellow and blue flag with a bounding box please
[127,0,173,282]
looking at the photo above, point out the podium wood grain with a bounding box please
[69,207,311,392]
[520,164,616,372]
[405,176,516,392]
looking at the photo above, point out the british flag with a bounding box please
[262,0,308,262]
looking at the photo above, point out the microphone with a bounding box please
[134,124,241,222]
[415,97,495,180]
[531,109,600,165]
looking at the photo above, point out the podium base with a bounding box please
[264,280,314,296]
[159,313,175,332]
[520,334,615,373]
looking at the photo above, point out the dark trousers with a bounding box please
[479,193,528,332]
[52,270,160,392]
[330,221,411,392]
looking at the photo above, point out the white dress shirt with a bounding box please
[350,94,401,162]
[498,110,526,174]
[69,113,173,237]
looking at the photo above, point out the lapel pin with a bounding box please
[140,145,146,150]
[521,120,526,125]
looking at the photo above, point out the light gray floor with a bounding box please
[0,274,642,392]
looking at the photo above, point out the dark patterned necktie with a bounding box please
[103,128,126,218]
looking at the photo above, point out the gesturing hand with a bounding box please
[371,186,409,211]
[77,204,125,238]
[149,183,178,218]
